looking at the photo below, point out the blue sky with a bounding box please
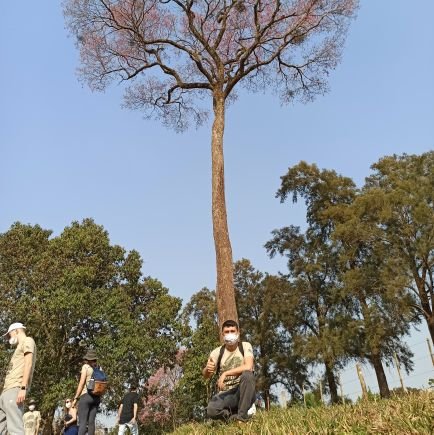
[1,1,433,399]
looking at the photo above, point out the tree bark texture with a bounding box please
[370,352,390,398]
[211,92,238,327]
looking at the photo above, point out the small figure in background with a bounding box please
[23,398,41,435]
[117,385,139,435]
[63,398,78,435]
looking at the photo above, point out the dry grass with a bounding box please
[171,390,434,434]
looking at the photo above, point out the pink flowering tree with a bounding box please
[64,0,358,326]
[139,351,184,430]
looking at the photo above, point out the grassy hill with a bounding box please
[171,390,433,434]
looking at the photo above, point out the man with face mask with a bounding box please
[22,399,41,435]
[203,320,256,423]
[0,322,37,435]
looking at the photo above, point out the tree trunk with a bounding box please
[428,318,434,344]
[413,268,434,342]
[41,410,55,435]
[324,361,339,404]
[370,352,390,398]
[211,91,238,327]
[263,388,271,411]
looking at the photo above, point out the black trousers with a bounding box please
[78,393,100,435]
[206,371,256,420]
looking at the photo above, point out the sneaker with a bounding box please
[247,403,256,416]
[228,413,251,424]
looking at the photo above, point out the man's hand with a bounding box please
[217,372,227,391]
[130,418,136,425]
[206,358,215,375]
[16,389,26,405]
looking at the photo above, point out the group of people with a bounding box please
[0,323,139,435]
[0,319,256,434]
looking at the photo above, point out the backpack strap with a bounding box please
[215,345,226,377]
[215,342,245,376]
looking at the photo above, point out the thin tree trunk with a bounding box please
[211,91,238,327]
[428,320,434,345]
[324,361,339,404]
[370,352,390,398]
[41,410,55,435]
[264,388,271,411]
[413,268,434,342]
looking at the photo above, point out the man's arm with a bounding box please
[16,352,33,404]
[117,404,123,423]
[217,354,254,391]
[132,403,138,423]
[35,412,41,435]
[202,357,216,379]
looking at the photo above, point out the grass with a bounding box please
[171,390,434,434]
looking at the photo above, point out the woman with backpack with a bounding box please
[72,349,100,435]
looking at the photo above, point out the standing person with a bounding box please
[0,322,37,435]
[63,398,78,435]
[203,320,256,423]
[71,349,100,435]
[117,385,139,435]
[23,399,41,435]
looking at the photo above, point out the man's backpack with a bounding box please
[87,366,108,396]
[215,342,245,377]
[208,342,245,398]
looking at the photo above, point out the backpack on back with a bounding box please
[87,366,108,396]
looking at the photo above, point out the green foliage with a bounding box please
[267,157,428,401]
[234,259,310,402]
[0,219,182,423]
[363,151,434,341]
[171,288,220,424]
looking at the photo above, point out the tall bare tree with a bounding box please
[64,0,358,325]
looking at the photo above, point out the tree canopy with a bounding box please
[0,219,182,432]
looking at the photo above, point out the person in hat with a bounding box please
[0,322,37,435]
[72,349,100,435]
[22,398,41,435]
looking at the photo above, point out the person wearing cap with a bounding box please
[22,399,41,435]
[0,322,37,435]
[72,349,100,435]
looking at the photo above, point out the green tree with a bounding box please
[267,161,417,402]
[331,194,416,398]
[0,219,182,433]
[234,259,310,407]
[174,288,220,422]
[363,152,434,342]
[266,224,348,403]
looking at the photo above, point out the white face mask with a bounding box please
[65,403,71,409]
[29,405,35,411]
[9,336,18,346]
[224,333,239,345]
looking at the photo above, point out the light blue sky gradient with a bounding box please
[1,1,433,400]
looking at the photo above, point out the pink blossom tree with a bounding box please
[64,0,358,326]
[139,351,184,430]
